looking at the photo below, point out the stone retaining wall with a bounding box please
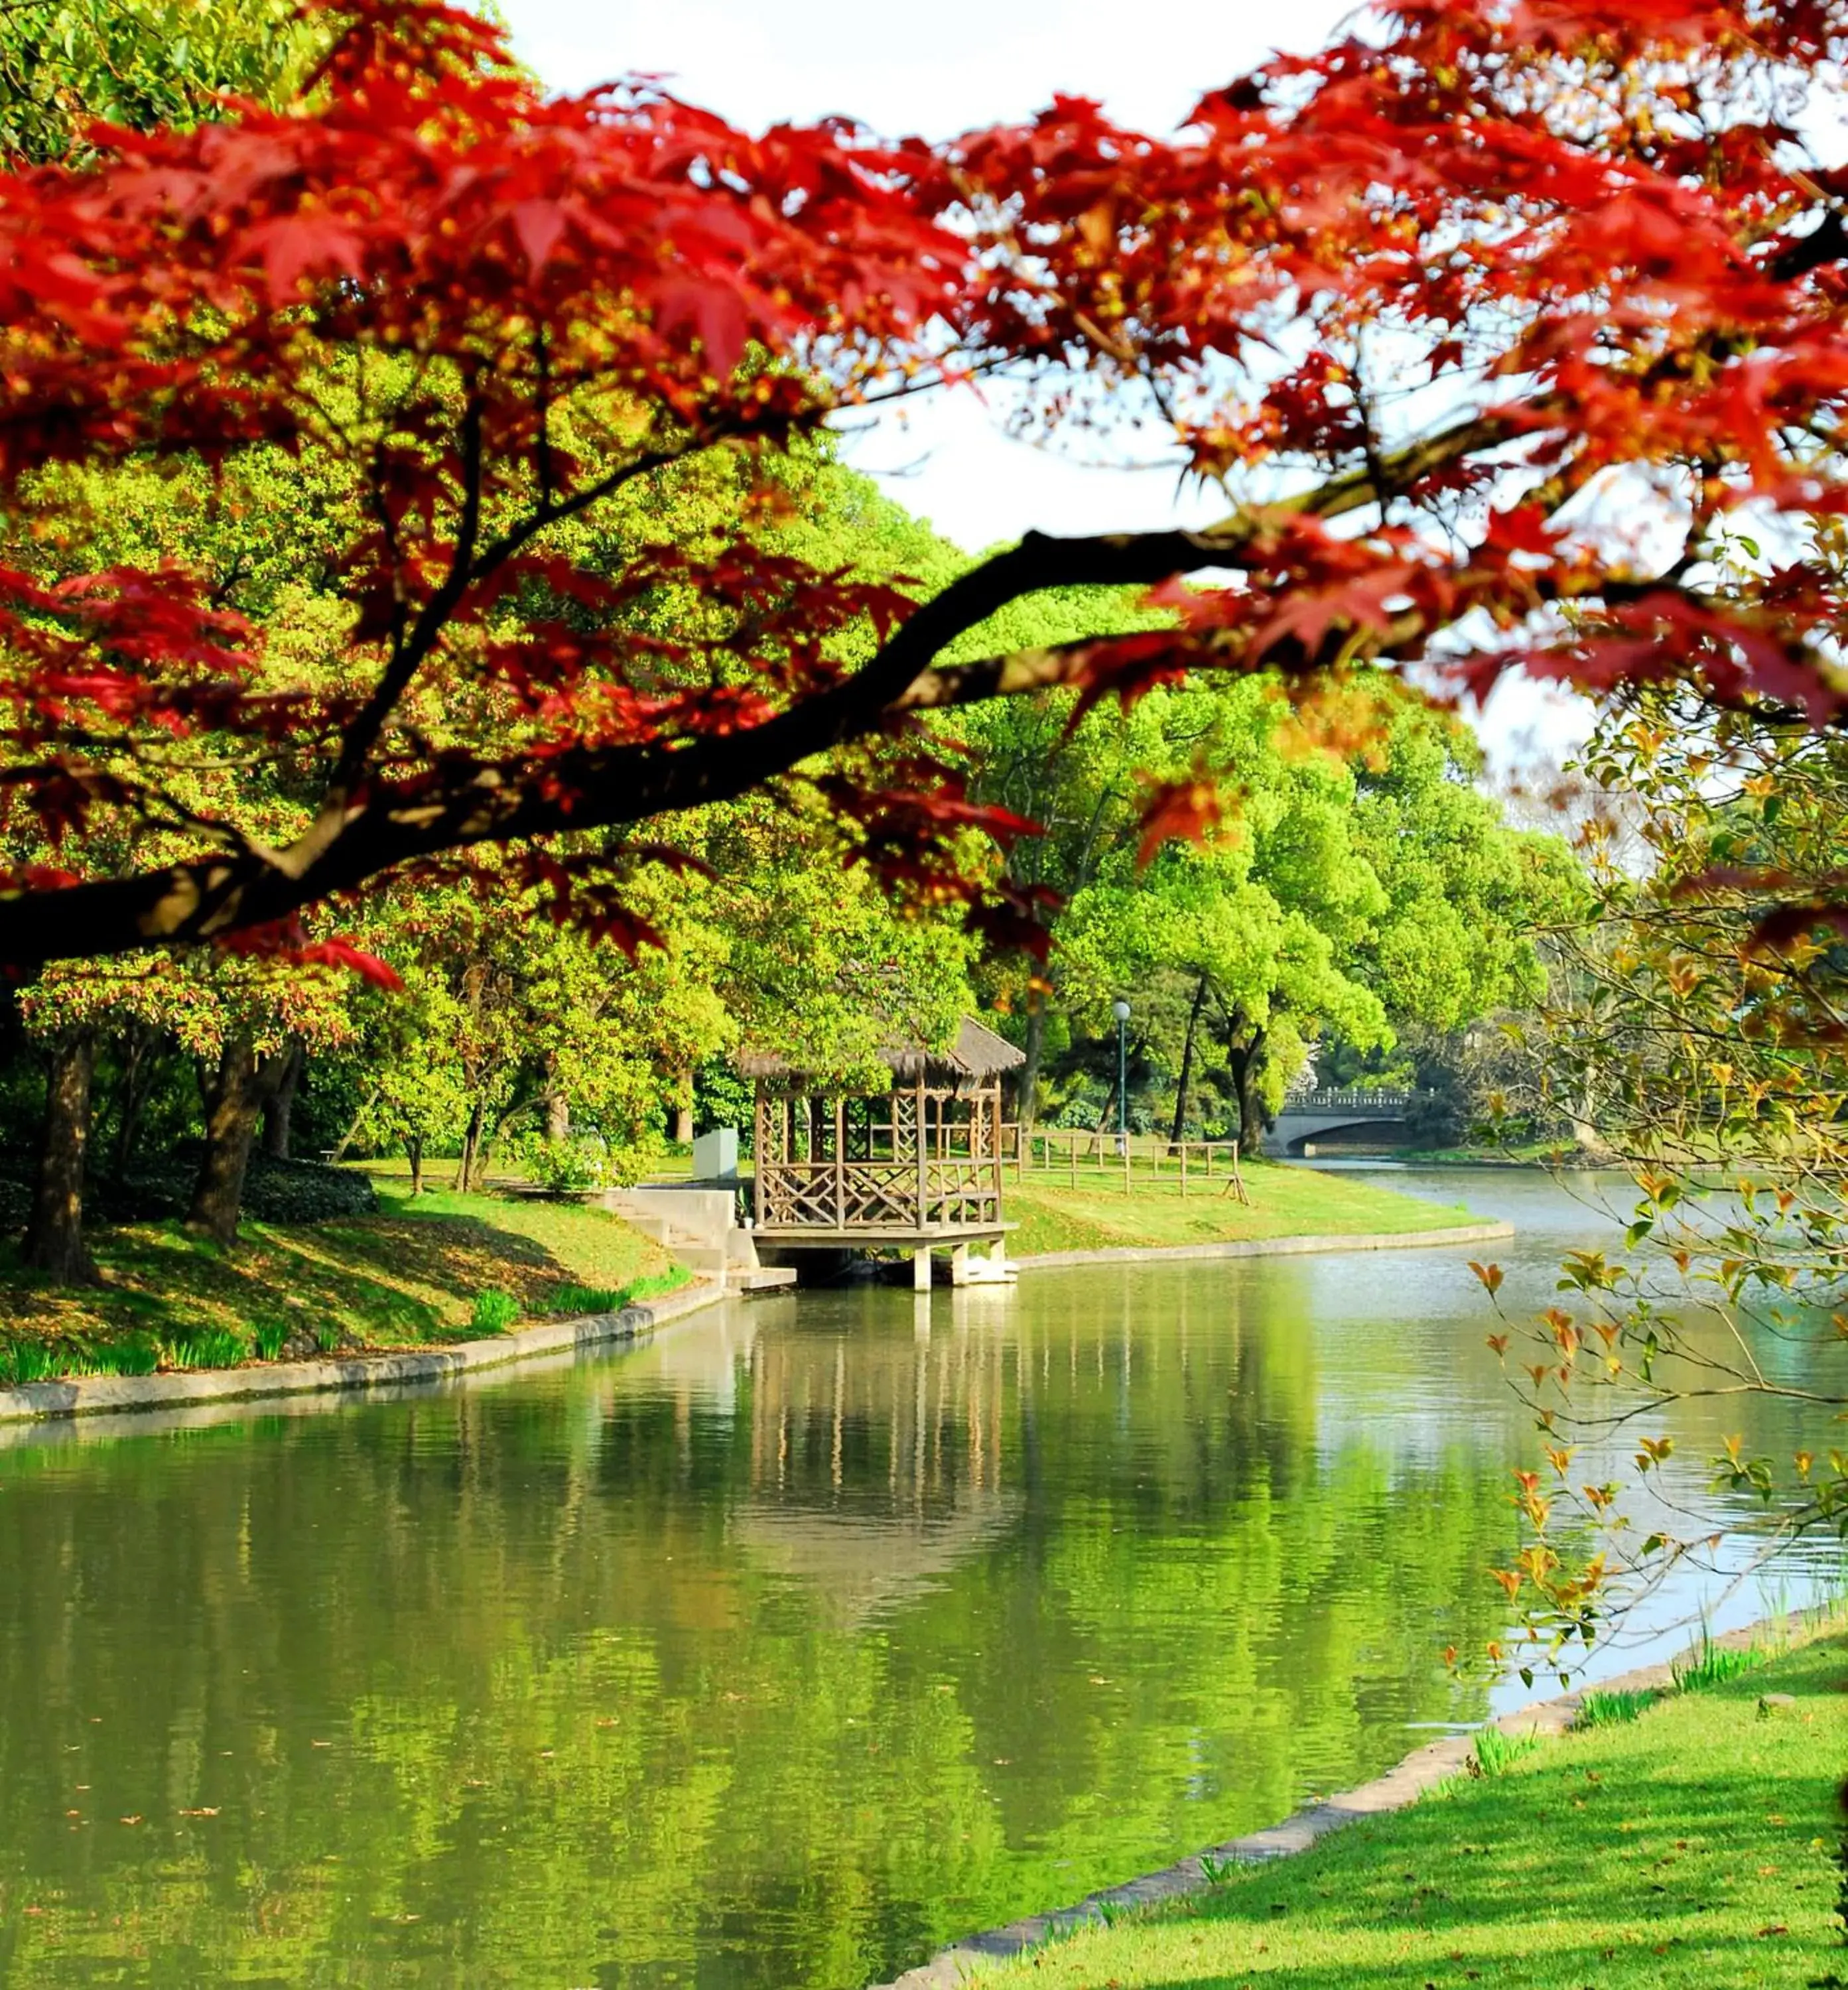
[0,1280,726,1426]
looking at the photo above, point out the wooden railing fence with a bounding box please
[1002,1126,1250,1205]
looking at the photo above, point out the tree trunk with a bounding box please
[1228,1025,1268,1154]
[188,1036,283,1248]
[1169,974,1209,1149]
[1088,1077,1117,1156]
[261,1040,304,1159]
[111,1019,162,1181]
[672,1067,693,1146]
[453,1096,485,1192]
[329,1081,381,1167]
[22,1030,96,1284]
[407,1134,425,1196]
[1018,1004,1047,1132]
[542,1049,570,1144]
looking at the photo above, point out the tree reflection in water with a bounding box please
[7,1185,1794,1989]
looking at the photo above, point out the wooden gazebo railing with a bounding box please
[753,1077,1006,1232]
[745,1016,1022,1238]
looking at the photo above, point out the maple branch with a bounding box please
[1768,210,1848,282]
[329,377,489,799]
[0,409,1576,968]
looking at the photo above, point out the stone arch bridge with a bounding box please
[1262,1089,1422,1158]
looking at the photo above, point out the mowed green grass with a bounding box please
[1006,1161,1482,1256]
[985,1632,1848,1990]
[0,1187,676,1377]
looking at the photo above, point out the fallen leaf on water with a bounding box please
[178,1808,220,1818]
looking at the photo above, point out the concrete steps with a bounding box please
[597,1186,795,1294]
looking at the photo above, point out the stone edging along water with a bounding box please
[870,1624,1781,1990]
[1011,1218,1512,1269]
[0,1279,727,1426]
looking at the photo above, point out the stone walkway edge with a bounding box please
[0,1279,726,1425]
[1012,1219,1513,1269]
[868,1623,1786,1989]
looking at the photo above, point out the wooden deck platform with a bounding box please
[753,1221,1016,1288]
[752,1221,1011,1250]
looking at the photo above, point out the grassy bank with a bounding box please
[1005,1160,1486,1256]
[0,1187,683,1385]
[978,1629,1847,1990]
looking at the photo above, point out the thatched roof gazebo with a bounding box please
[740,1018,1023,1286]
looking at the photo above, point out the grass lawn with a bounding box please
[1005,1160,1485,1256]
[0,1185,681,1384]
[982,1630,1848,1990]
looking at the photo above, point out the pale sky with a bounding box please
[499,0,1590,774]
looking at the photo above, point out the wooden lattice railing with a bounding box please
[754,1158,1002,1231]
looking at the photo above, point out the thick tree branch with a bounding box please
[0,410,1561,967]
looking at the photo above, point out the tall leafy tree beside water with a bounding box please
[1481,677,1848,1674]
[975,676,1567,1145]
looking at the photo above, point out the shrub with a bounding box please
[545,1267,694,1317]
[82,1150,379,1226]
[0,1339,59,1386]
[1469,1727,1541,1778]
[88,1334,159,1378]
[1672,1636,1768,1693]
[161,1329,250,1371]
[547,1282,625,1316]
[470,1290,520,1334]
[1576,1687,1656,1729]
[240,1155,379,1223]
[252,1319,291,1362]
[627,1267,693,1303]
[527,1136,607,1196]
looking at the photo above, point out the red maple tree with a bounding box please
[3,0,1847,971]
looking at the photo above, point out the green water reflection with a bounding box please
[0,1171,1827,1986]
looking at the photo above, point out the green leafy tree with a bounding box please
[982,675,1561,1148]
[0,0,320,165]
[0,13,344,1268]
[1481,676,1848,1674]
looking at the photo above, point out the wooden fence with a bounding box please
[1000,1125,1250,1205]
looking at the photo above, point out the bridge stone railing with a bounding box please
[1280,1089,1416,1116]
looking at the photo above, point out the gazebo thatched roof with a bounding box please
[739,1015,1023,1089]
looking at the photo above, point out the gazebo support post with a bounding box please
[913,1246,932,1292]
[752,1089,765,1227]
[914,1072,927,1228]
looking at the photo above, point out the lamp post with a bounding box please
[1112,998,1131,1157]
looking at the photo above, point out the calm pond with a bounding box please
[0,1169,1835,1987]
